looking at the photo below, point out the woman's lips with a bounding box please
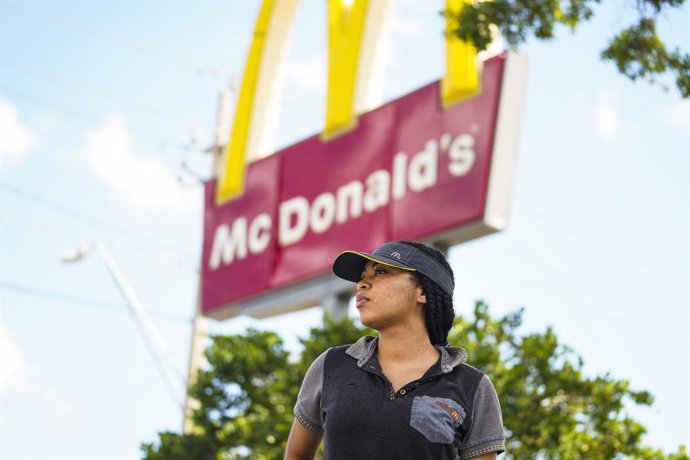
[356,295,369,308]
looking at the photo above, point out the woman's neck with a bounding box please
[377,327,437,364]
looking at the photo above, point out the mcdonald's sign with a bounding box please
[201,1,527,319]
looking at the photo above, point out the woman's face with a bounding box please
[356,261,426,330]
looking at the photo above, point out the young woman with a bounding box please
[285,241,505,459]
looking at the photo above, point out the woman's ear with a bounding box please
[417,289,427,305]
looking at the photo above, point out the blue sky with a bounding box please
[0,1,688,458]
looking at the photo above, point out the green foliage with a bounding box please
[188,330,298,459]
[448,301,688,458]
[141,302,687,459]
[140,316,364,460]
[446,0,689,97]
[140,431,218,460]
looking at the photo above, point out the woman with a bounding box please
[285,241,505,459]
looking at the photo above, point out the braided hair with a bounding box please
[398,240,455,346]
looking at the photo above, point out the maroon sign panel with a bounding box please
[202,55,508,317]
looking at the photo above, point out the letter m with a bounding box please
[209,218,248,269]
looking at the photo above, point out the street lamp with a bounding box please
[61,241,186,410]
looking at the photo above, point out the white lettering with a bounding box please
[214,133,478,260]
[336,180,363,223]
[363,169,390,212]
[310,192,336,234]
[448,134,475,176]
[248,213,272,254]
[279,196,309,247]
[408,139,438,192]
[440,132,452,151]
[392,152,407,200]
[209,218,248,269]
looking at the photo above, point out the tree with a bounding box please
[445,0,690,98]
[141,302,688,459]
[140,316,365,460]
[449,302,688,458]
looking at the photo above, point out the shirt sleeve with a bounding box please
[457,374,506,459]
[294,349,328,433]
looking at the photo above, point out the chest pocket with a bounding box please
[409,395,467,444]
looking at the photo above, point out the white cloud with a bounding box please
[0,100,37,166]
[591,91,621,140]
[83,118,198,213]
[664,100,690,130]
[0,322,73,437]
[0,321,33,393]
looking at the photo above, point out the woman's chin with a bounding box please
[357,313,380,331]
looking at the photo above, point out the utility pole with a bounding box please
[181,85,233,434]
[61,241,186,410]
[182,282,207,433]
[321,292,350,321]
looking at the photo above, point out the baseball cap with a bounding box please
[332,241,454,297]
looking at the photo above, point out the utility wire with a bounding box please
[1,279,191,409]
[0,84,193,148]
[0,84,103,123]
[518,204,684,283]
[2,180,682,327]
[2,59,190,125]
[0,212,199,271]
[0,0,198,72]
[0,181,197,267]
[463,229,686,325]
[0,281,192,324]
[452,252,686,346]
[91,241,188,410]
[1,286,190,412]
[455,262,686,349]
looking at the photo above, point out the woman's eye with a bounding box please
[375,269,386,275]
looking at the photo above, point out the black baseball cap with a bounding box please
[332,241,454,297]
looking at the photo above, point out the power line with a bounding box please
[0,0,198,72]
[0,181,197,267]
[0,84,104,123]
[473,230,685,324]
[0,212,199,271]
[3,179,680,326]
[0,84,194,149]
[518,204,685,283]
[452,251,686,346]
[2,59,191,125]
[0,280,193,324]
[0,278,192,411]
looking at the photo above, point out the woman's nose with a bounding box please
[357,277,370,291]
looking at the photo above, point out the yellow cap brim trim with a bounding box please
[336,250,417,272]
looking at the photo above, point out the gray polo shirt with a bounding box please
[295,336,505,459]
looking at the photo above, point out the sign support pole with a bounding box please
[182,281,207,434]
[322,292,351,321]
[182,87,233,434]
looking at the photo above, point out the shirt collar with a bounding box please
[345,336,468,373]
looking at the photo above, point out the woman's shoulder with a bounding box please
[307,335,376,363]
[312,335,378,369]
[441,351,490,392]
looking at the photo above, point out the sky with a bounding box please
[0,0,688,459]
